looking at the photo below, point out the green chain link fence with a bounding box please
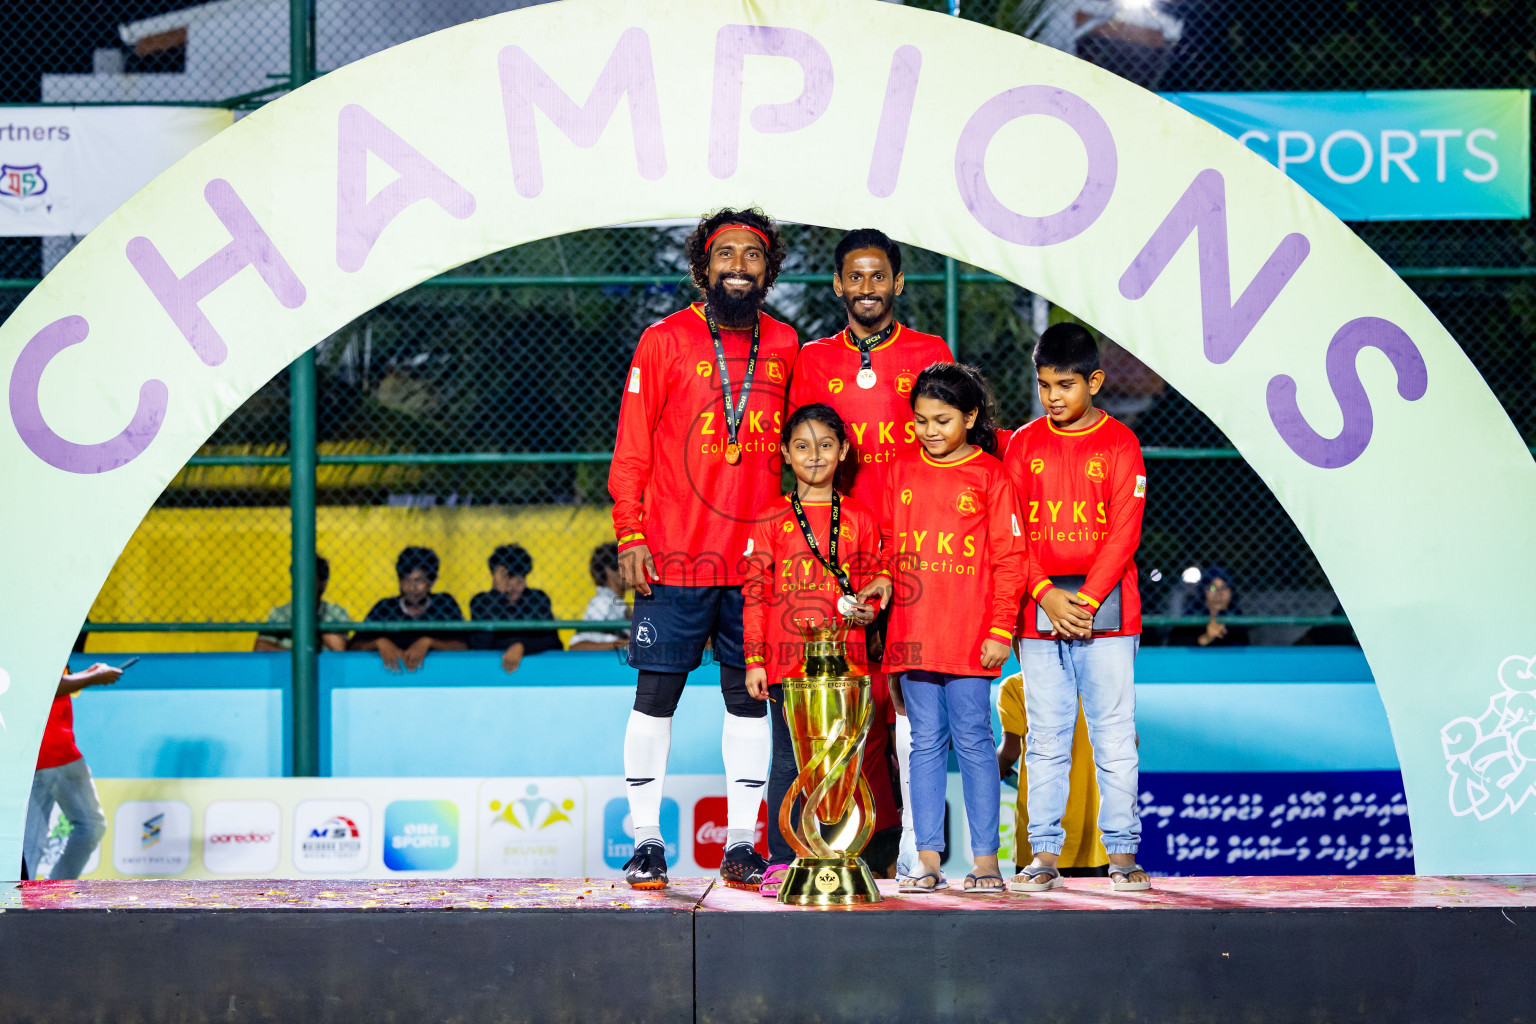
[3,0,1535,659]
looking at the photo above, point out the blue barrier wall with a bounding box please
[65,648,1394,778]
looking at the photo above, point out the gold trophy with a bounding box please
[776,617,883,905]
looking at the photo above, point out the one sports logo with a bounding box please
[0,164,46,199]
[695,360,712,377]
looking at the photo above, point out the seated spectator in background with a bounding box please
[351,546,466,671]
[1295,601,1359,646]
[24,662,119,880]
[1167,566,1248,647]
[470,544,563,673]
[568,543,630,652]
[254,555,351,652]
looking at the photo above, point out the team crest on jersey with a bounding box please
[1030,458,1045,474]
[634,620,657,647]
[828,378,844,394]
[1084,454,1108,482]
[894,371,916,395]
[900,489,913,506]
[695,360,713,377]
[954,488,983,516]
[767,360,783,381]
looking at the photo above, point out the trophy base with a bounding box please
[776,856,884,906]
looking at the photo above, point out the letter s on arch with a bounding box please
[1265,316,1427,469]
[8,315,168,474]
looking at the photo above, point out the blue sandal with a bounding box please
[897,872,948,894]
[962,873,1005,894]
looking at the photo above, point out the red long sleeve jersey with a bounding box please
[1003,413,1146,639]
[610,304,798,586]
[742,494,880,686]
[879,448,1027,678]
[788,325,953,511]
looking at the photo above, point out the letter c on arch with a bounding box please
[7,315,168,474]
[955,85,1117,246]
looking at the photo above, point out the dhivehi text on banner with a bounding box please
[1162,90,1530,220]
[0,107,232,236]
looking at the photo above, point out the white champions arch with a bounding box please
[2,0,1534,875]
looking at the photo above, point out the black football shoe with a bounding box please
[623,841,669,890]
[719,844,769,890]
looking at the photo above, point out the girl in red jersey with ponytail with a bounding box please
[859,363,1027,893]
[743,404,884,898]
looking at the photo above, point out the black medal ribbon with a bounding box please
[788,491,855,598]
[846,321,898,374]
[704,306,760,453]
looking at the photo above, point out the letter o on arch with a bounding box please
[954,85,1118,246]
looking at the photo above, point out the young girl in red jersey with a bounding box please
[860,363,1026,893]
[743,404,882,897]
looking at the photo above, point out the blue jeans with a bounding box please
[1020,635,1140,856]
[23,757,107,880]
[901,671,999,858]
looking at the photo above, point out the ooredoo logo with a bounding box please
[691,796,768,870]
[384,799,459,872]
[293,799,370,873]
[203,800,280,874]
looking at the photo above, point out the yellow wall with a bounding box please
[86,505,617,652]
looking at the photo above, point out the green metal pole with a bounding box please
[944,256,959,352]
[289,0,319,778]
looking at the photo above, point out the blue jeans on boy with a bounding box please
[1019,635,1140,856]
[901,671,999,859]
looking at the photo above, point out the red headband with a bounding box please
[704,222,771,254]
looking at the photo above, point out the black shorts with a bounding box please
[628,584,745,672]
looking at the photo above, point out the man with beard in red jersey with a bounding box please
[789,228,952,882]
[610,209,798,891]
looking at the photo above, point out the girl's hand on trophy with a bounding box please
[980,638,1011,670]
[745,665,769,700]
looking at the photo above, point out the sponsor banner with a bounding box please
[478,778,585,877]
[1137,770,1413,876]
[0,107,231,235]
[202,799,280,874]
[1163,90,1530,220]
[691,796,768,869]
[293,798,371,874]
[384,799,460,872]
[112,799,192,876]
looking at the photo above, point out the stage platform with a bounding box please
[3,874,1534,1022]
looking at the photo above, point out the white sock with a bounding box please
[722,712,770,833]
[895,711,918,876]
[624,710,672,831]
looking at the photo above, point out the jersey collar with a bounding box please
[841,322,903,352]
[920,446,985,469]
[1045,410,1111,437]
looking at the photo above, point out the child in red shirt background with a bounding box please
[744,404,884,897]
[861,363,1026,893]
[1004,322,1149,893]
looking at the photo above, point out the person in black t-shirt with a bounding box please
[350,546,467,671]
[1167,566,1249,647]
[470,544,563,673]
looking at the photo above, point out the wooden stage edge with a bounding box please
[3,875,1534,1023]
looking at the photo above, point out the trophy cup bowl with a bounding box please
[776,618,883,906]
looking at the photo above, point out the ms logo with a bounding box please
[1030,458,1045,474]
[695,360,713,377]
[634,620,656,647]
[900,489,913,506]
[0,164,46,199]
[955,488,982,516]
[828,378,844,394]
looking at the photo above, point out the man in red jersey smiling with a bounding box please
[789,229,953,881]
[610,209,798,891]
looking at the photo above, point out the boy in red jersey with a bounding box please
[789,229,951,879]
[1003,323,1150,892]
[609,208,798,890]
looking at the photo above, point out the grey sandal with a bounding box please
[1109,863,1152,891]
[1007,865,1065,892]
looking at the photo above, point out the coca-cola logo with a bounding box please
[208,832,274,844]
[691,796,769,870]
[694,820,766,846]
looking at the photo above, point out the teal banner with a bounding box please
[1163,90,1530,221]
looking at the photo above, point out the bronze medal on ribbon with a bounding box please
[724,442,742,465]
[705,306,761,467]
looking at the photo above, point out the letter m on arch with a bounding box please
[1118,168,1311,364]
[499,26,666,198]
